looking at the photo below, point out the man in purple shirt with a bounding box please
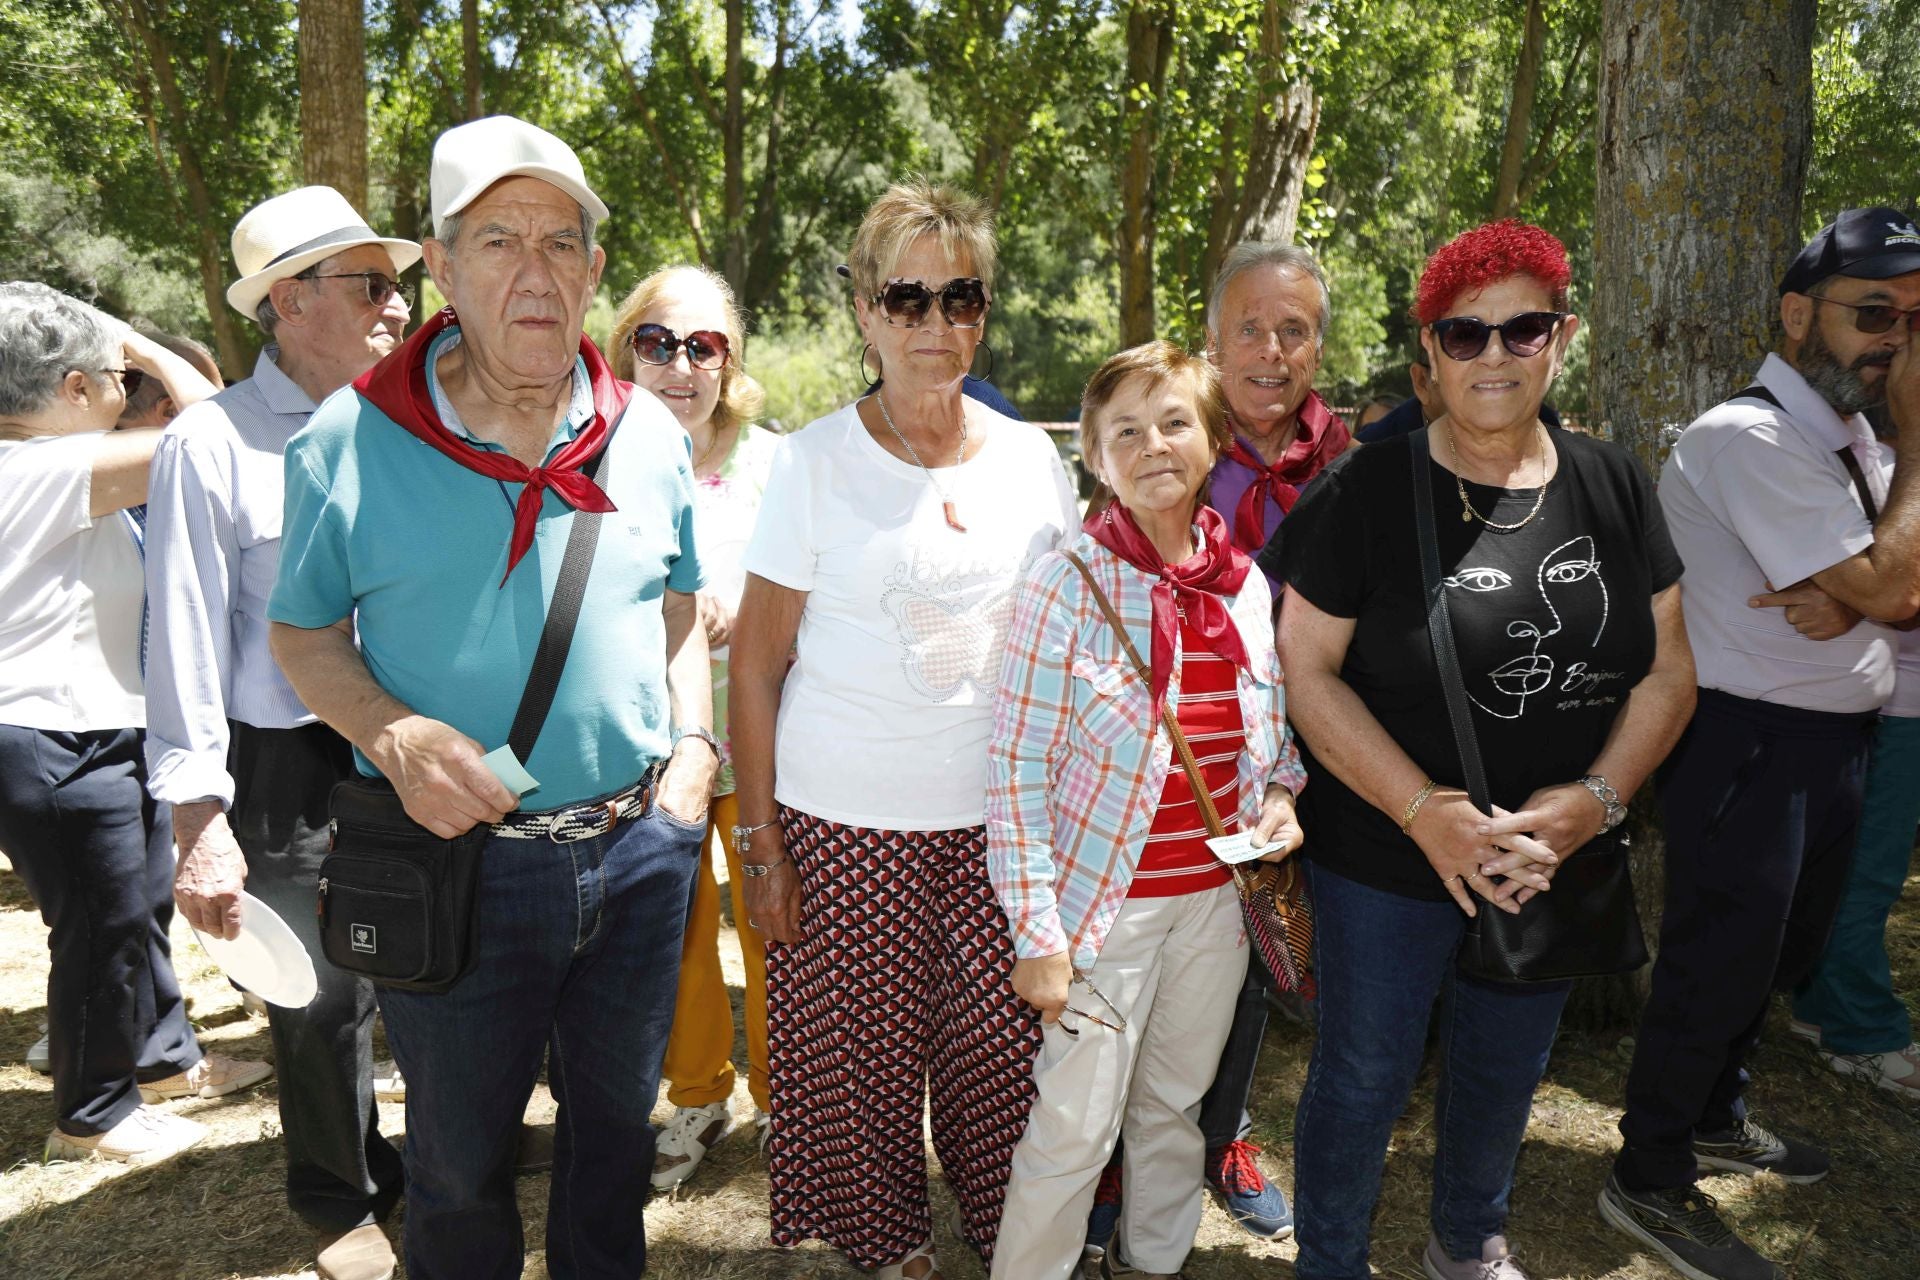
[1204,244,1351,593]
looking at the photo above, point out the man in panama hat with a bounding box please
[147,184,418,1280]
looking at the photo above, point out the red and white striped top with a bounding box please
[1130,615,1245,898]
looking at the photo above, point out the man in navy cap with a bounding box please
[1602,207,1920,1280]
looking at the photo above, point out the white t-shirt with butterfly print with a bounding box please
[743,399,1080,831]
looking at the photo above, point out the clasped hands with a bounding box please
[1408,781,1610,918]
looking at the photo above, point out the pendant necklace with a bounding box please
[1441,421,1549,531]
[875,391,969,532]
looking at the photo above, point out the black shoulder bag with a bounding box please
[317,436,614,993]
[1408,427,1648,982]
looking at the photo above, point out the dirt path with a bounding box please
[3,851,1915,1279]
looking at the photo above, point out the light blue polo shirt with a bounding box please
[269,328,704,808]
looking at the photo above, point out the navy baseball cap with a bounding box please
[1780,207,1920,295]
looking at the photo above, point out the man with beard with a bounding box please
[1603,207,1920,1280]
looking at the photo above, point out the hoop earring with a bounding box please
[967,339,996,383]
[855,342,882,389]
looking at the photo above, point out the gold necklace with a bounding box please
[690,421,733,475]
[874,391,969,532]
[1440,421,1549,530]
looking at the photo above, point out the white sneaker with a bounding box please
[753,1107,771,1152]
[372,1060,406,1102]
[1788,1018,1822,1044]
[138,1051,273,1103]
[27,1028,50,1074]
[45,1104,206,1166]
[651,1101,733,1189]
[1824,1043,1920,1101]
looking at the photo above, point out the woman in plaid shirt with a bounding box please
[986,341,1307,1280]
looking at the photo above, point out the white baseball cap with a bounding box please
[429,115,610,233]
[225,186,421,317]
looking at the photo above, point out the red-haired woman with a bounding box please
[1267,221,1696,1280]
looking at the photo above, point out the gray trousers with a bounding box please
[229,719,403,1232]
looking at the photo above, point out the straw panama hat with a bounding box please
[429,115,610,230]
[224,186,421,318]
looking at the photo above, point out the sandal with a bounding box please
[873,1238,941,1280]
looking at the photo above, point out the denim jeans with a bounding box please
[377,798,704,1280]
[1292,862,1571,1280]
[1794,712,1920,1055]
[0,725,199,1136]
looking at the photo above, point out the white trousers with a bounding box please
[992,882,1249,1278]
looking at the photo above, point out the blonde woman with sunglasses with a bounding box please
[730,179,1079,1280]
[610,264,779,1191]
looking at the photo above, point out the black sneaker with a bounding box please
[1597,1173,1783,1280]
[1692,1117,1829,1183]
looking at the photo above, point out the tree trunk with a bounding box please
[461,0,483,120]
[1569,0,1815,1029]
[298,0,368,211]
[1233,0,1320,247]
[1117,1,1170,347]
[722,0,747,295]
[1491,0,1547,220]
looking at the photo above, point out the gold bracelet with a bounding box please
[1400,779,1438,833]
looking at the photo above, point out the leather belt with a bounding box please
[491,766,661,843]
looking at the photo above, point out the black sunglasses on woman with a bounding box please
[1429,311,1566,361]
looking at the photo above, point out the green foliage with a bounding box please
[1805,0,1920,228]
[0,0,1910,409]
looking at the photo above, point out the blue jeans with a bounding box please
[377,800,704,1280]
[1292,863,1571,1280]
[1794,712,1920,1055]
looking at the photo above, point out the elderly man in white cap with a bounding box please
[148,185,416,1280]
[268,117,711,1280]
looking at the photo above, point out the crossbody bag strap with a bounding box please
[1409,428,1492,812]
[1061,550,1230,840]
[504,413,622,763]
[1737,382,1881,522]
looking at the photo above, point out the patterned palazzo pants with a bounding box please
[766,809,1041,1269]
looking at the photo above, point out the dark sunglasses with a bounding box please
[1812,295,1920,336]
[628,323,731,371]
[302,271,414,309]
[102,366,146,397]
[872,277,990,329]
[1429,311,1566,361]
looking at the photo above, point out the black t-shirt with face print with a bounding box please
[1259,430,1683,902]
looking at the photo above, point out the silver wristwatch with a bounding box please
[1579,774,1627,832]
[672,726,722,760]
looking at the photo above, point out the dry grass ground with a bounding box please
[1,847,1915,1280]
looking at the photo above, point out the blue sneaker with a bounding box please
[1205,1140,1292,1238]
[1084,1158,1123,1261]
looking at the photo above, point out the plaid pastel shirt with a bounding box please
[985,533,1307,970]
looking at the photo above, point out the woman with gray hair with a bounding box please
[730,179,1079,1278]
[0,282,257,1167]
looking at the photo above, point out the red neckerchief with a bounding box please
[1083,502,1253,714]
[1223,390,1350,554]
[353,306,628,585]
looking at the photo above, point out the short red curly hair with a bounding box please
[1414,220,1572,325]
